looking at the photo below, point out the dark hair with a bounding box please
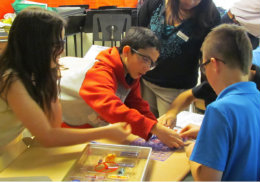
[118,26,160,53]
[166,0,220,37]
[0,7,66,116]
[202,24,252,74]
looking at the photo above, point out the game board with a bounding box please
[130,135,176,161]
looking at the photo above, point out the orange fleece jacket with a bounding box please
[79,47,157,139]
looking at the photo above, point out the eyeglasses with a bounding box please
[131,48,157,70]
[199,58,226,73]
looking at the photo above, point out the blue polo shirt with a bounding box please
[190,82,260,181]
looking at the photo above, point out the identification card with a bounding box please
[177,31,189,42]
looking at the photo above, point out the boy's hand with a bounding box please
[180,124,200,139]
[151,123,184,148]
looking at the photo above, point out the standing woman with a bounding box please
[0,7,131,150]
[138,0,220,117]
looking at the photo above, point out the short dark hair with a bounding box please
[202,24,252,74]
[118,26,160,53]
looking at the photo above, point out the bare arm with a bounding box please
[191,162,223,181]
[47,99,62,128]
[185,143,223,181]
[7,80,131,147]
[158,89,196,128]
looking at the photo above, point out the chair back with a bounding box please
[92,13,131,46]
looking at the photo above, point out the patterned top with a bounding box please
[149,4,190,60]
[138,0,220,88]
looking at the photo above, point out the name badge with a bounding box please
[177,31,189,42]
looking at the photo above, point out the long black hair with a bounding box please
[0,7,66,116]
[166,0,220,37]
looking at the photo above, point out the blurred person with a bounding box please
[221,0,260,49]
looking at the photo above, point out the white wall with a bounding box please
[213,0,239,9]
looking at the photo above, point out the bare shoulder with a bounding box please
[1,71,27,98]
[6,76,32,106]
[8,77,28,94]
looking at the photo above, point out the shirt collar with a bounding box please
[217,81,258,101]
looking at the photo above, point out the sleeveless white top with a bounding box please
[0,70,24,148]
[0,97,24,148]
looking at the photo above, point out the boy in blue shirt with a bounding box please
[183,24,260,180]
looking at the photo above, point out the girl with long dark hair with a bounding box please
[0,7,131,150]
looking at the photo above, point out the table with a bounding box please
[0,136,190,181]
[0,54,192,181]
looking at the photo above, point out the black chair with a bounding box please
[58,6,87,57]
[83,8,137,33]
[92,13,131,47]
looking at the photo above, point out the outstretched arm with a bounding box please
[79,67,156,140]
[7,79,131,147]
[47,98,62,128]
[158,89,196,128]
